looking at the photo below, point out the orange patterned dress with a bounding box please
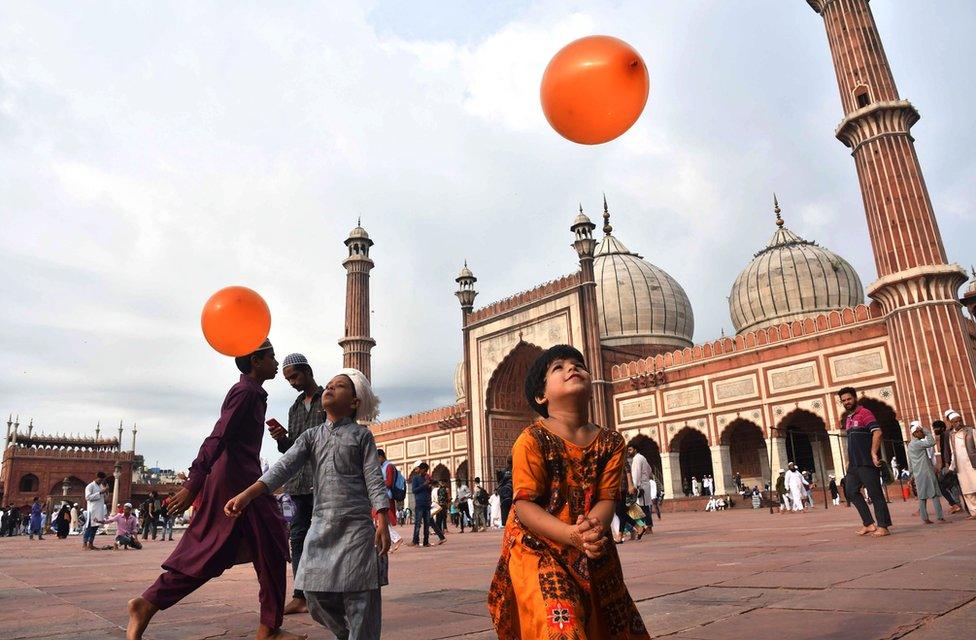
[487,421,649,639]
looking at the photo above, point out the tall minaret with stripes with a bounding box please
[340,220,375,381]
[807,0,976,426]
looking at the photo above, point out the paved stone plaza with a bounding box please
[1,500,973,639]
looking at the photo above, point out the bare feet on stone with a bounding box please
[922,519,933,524]
[283,597,307,615]
[856,524,877,536]
[871,527,891,537]
[256,625,307,640]
[126,597,158,640]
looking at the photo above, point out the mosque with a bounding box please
[345,0,976,501]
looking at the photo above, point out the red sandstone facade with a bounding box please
[366,1,976,502]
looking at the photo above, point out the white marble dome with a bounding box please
[593,222,695,350]
[730,205,864,334]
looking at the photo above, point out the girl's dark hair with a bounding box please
[523,345,587,418]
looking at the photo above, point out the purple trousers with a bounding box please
[143,529,285,630]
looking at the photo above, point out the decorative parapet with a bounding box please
[371,403,466,435]
[6,447,135,461]
[611,304,883,380]
[467,272,582,325]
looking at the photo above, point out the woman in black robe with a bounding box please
[55,504,71,539]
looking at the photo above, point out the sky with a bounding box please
[1,1,974,472]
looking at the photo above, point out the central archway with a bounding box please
[779,409,832,479]
[486,341,544,489]
[670,427,712,495]
[627,434,662,481]
[721,419,768,489]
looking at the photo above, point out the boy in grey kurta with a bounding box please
[906,421,945,524]
[226,369,391,640]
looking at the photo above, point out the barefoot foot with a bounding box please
[283,597,307,615]
[126,597,158,640]
[871,527,891,537]
[855,524,877,536]
[256,625,308,640]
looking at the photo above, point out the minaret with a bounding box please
[131,424,138,453]
[808,0,976,425]
[117,420,124,451]
[340,219,376,381]
[572,201,610,428]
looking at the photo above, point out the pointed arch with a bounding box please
[777,409,832,478]
[486,341,545,489]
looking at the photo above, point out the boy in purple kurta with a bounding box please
[126,340,304,640]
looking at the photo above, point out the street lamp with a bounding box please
[110,462,122,532]
[61,476,70,508]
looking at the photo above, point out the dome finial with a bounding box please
[602,193,613,235]
[773,193,784,227]
[357,215,361,227]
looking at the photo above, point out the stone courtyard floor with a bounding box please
[1,499,974,639]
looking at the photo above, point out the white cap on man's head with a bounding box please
[910,421,923,434]
[123,502,132,508]
[412,459,424,469]
[945,409,961,420]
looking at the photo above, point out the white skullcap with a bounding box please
[413,459,424,469]
[337,368,381,422]
[945,410,961,421]
[910,421,923,433]
[778,469,785,473]
[123,502,132,508]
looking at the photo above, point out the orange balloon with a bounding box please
[200,286,271,357]
[540,35,649,145]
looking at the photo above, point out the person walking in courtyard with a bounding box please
[932,420,964,514]
[629,441,654,531]
[376,448,403,552]
[54,503,71,539]
[70,503,79,533]
[125,339,301,640]
[28,497,43,540]
[785,463,808,513]
[455,478,473,532]
[267,352,323,616]
[410,463,446,546]
[829,476,839,506]
[226,368,391,640]
[838,386,892,537]
[488,345,649,639]
[946,410,976,518]
[776,469,789,513]
[906,422,946,524]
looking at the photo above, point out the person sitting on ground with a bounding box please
[105,503,143,550]
[487,345,649,639]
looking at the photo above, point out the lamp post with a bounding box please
[61,476,70,509]
[110,462,122,532]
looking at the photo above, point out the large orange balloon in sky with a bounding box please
[540,35,649,145]
[200,286,271,357]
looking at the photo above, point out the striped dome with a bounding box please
[730,207,864,334]
[594,233,695,349]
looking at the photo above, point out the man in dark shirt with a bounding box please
[410,463,445,546]
[932,420,963,513]
[838,386,891,536]
[268,352,324,616]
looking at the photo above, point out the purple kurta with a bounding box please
[161,374,288,578]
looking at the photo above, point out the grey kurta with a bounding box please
[906,432,940,500]
[259,416,389,592]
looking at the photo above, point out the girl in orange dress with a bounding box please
[488,345,649,640]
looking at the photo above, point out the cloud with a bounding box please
[1,1,974,470]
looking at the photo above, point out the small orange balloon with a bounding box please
[540,35,649,145]
[200,286,271,357]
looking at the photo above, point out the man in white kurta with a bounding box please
[785,464,808,512]
[629,445,655,529]
[84,473,108,549]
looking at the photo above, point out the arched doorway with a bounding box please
[431,464,451,485]
[455,460,469,486]
[19,473,39,494]
[670,427,712,495]
[721,419,768,488]
[627,434,662,481]
[49,476,87,506]
[486,342,544,489]
[779,410,832,479]
[859,398,907,478]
